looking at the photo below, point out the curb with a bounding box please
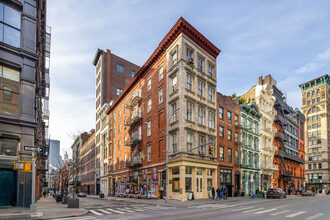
[0,212,43,220]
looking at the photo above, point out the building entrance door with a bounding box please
[0,170,16,206]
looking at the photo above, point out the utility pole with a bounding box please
[30,150,36,212]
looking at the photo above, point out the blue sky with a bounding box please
[47,0,330,157]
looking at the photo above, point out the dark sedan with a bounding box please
[266,188,286,199]
[302,191,315,196]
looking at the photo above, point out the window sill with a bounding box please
[197,124,207,129]
[186,120,195,125]
[170,120,178,126]
[185,88,195,95]
[197,94,206,101]
[169,90,179,98]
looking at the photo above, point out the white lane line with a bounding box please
[121,207,135,212]
[255,208,277,214]
[132,208,144,212]
[143,206,160,210]
[230,206,253,212]
[54,217,95,220]
[270,210,291,216]
[306,213,325,220]
[286,211,306,218]
[89,210,103,216]
[97,209,111,214]
[243,207,264,213]
[106,208,125,214]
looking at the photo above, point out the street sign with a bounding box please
[24,146,42,152]
[14,161,32,172]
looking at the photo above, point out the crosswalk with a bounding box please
[189,204,325,219]
[87,204,176,216]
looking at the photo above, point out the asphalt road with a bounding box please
[53,195,330,220]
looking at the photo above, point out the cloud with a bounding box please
[294,62,325,74]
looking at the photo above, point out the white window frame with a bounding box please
[172,76,177,92]
[187,74,192,90]
[147,78,151,91]
[147,98,151,112]
[208,111,215,129]
[147,144,151,161]
[198,106,205,125]
[147,120,151,136]
[159,87,163,104]
[187,101,193,121]
[208,87,215,101]
[198,81,204,96]
[159,65,164,81]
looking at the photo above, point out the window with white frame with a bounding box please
[172,132,177,153]
[172,51,178,65]
[198,106,205,125]
[198,81,204,96]
[172,76,177,92]
[118,109,121,118]
[199,135,206,154]
[208,87,215,101]
[147,144,151,161]
[208,65,214,77]
[147,120,151,136]
[198,58,203,71]
[118,123,121,134]
[159,88,163,104]
[147,78,151,91]
[159,65,163,80]
[187,132,193,151]
[147,98,151,112]
[187,48,192,58]
[118,139,121,151]
[124,155,127,168]
[187,74,192,90]
[187,101,193,121]
[208,111,215,129]
[171,102,178,122]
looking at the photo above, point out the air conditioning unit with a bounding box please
[188,57,194,64]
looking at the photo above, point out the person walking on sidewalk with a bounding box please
[216,187,221,200]
[212,187,215,200]
[223,188,228,200]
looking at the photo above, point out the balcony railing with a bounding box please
[130,156,142,167]
[276,150,305,164]
[128,111,142,127]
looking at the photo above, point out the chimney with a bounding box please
[258,76,263,85]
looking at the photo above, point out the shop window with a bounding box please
[172,167,180,175]
[0,139,18,156]
[196,168,202,175]
[185,177,192,192]
[185,167,192,174]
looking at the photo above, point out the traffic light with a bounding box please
[209,145,213,155]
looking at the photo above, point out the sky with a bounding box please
[47,0,330,158]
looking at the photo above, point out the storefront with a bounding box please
[220,169,233,197]
[241,170,260,195]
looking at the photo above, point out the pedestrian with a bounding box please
[212,187,215,200]
[220,190,224,200]
[223,188,228,200]
[216,187,221,200]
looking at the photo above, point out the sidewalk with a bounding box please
[0,196,88,220]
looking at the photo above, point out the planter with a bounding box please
[55,194,62,203]
[68,198,79,208]
[62,196,69,204]
[257,192,265,198]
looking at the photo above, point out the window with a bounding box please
[187,132,193,151]
[172,76,177,92]
[313,164,316,169]
[312,99,315,104]
[220,146,224,161]
[208,111,215,129]
[198,106,205,125]
[124,135,126,147]
[228,111,232,123]
[235,150,239,164]
[117,88,123,95]
[147,144,151,161]
[228,148,232,163]
[317,131,321,136]
[158,65,163,80]
[147,78,151,91]
[147,120,151,136]
[0,65,20,115]
[317,89,320,94]
[187,48,192,58]
[308,164,311,169]
[219,126,224,138]
[198,58,203,71]
[186,167,192,174]
[198,81,204,96]
[228,129,232,141]
[317,115,321,120]
[198,135,206,154]
[185,177,192,192]
[124,155,127,168]
[187,74,192,90]
[118,123,121,134]
[172,133,177,153]
[317,97,320,102]
[219,107,223,119]
[172,51,177,65]
[132,70,135,78]
[0,4,21,47]
[117,64,124,73]
[208,87,215,101]
[307,92,310,97]
[118,158,120,169]
[208,65,214,77]
[187,101,193,121]
[118,139,121,151]
[171,102,178,122]
[318,163,322,169]
[147,98,151,112]
[307,100,310,105]
[312,91,315,96]
[158,88,163,104]
[172,167,180,175]
[235,115,238,125]
[235,132,239,143]
[0,139,18,156]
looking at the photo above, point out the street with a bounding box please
[52,195,330,220]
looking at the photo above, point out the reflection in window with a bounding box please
[0,65,20,115]
[0,3,21,47]
[0,139,18,156]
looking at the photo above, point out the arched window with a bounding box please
[312,91,315,96]
[317,89,320,94]
[307,92,310,97]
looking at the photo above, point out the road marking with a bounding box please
[132,208,144,211]
[106,208,125,214]
[230,206,253,212]
[270,210,291,216]
[286,211,306,218]
[54,217,95,220]
[89,210,103,215]
[306,213,325,220]
[143,206,160,210]
[97,209,111,214]
[243,207,264,213]
[255,208,277,214]
[121,207,135,212]
[274,205,288,209]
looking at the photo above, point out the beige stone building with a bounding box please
[299,75,330,192]
[241,75,277,190]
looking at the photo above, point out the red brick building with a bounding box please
[217,93,241,196]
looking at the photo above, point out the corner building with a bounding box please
[299,75,330,192]
[106,17,220,201]
[217,93,241,196]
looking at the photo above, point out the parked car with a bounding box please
[77,192,86,197]
[326,190,330,195]
[302,191,315,196]
[266,188,286,199]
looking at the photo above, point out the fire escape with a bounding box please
[35,0,51,188]
[125,90,142,170]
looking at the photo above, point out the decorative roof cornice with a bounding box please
[106,17,221,114]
